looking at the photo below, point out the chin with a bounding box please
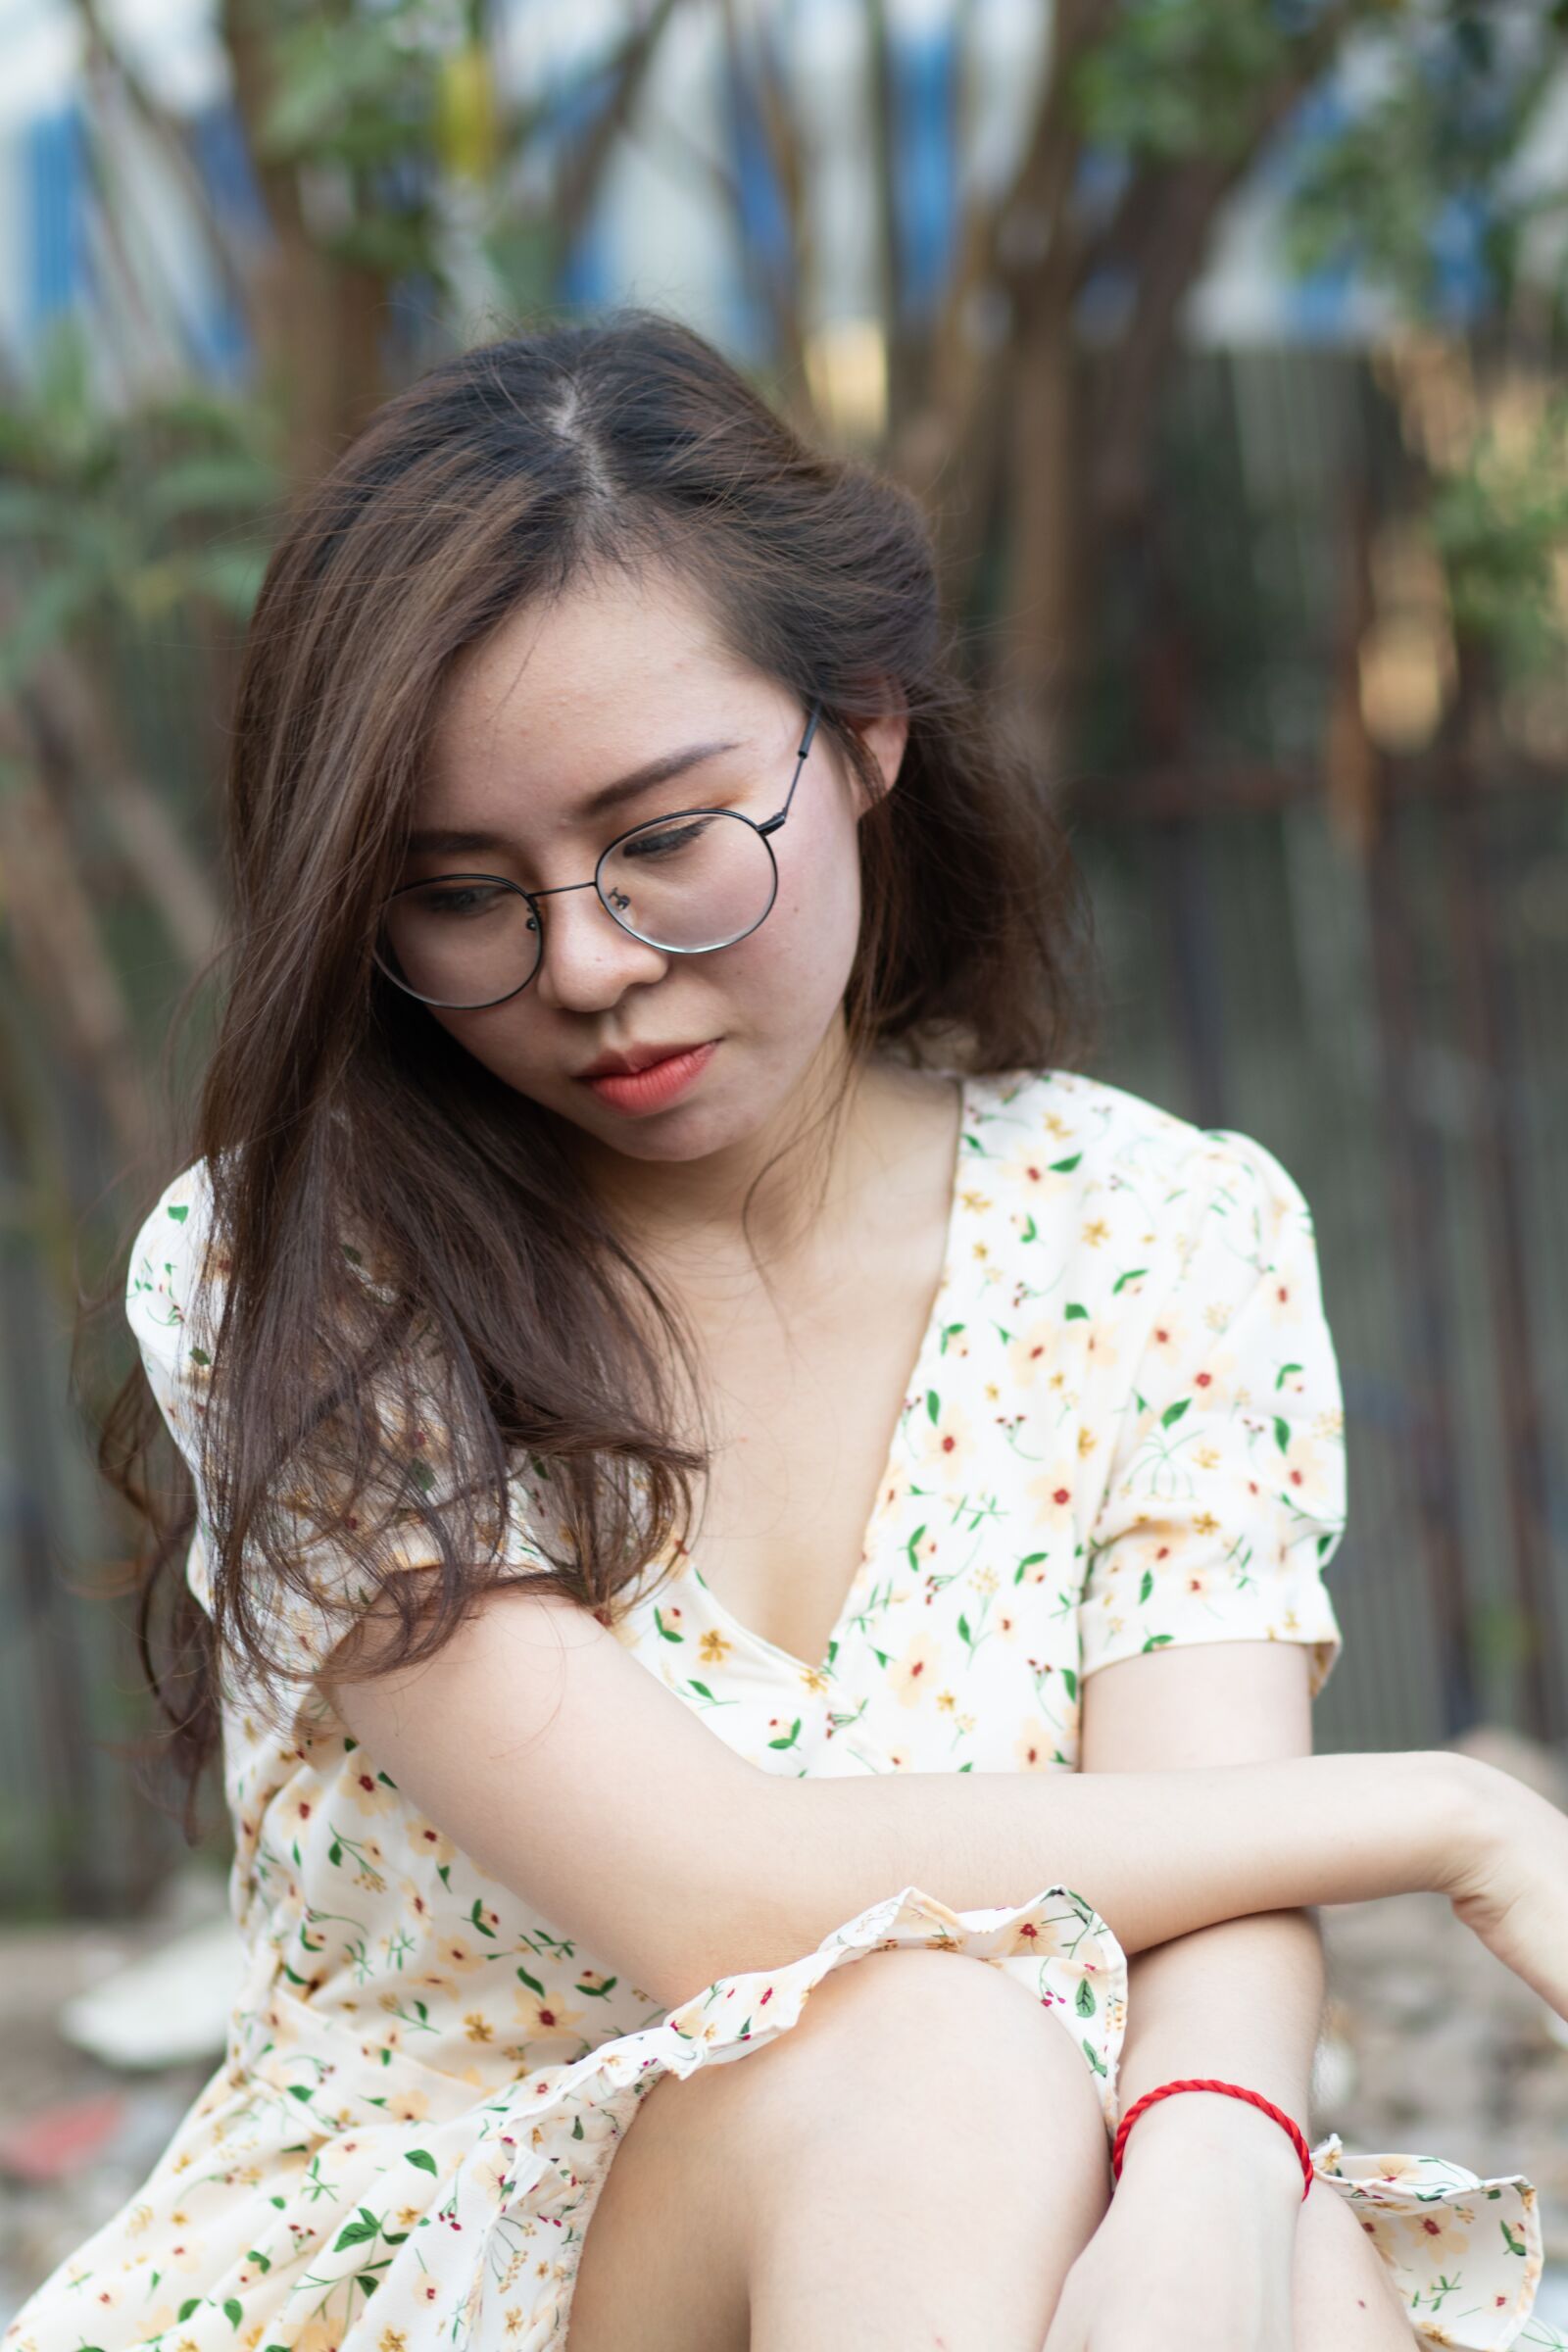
[583,1094,764,1161]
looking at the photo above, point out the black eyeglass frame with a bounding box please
[373,700,824,1011]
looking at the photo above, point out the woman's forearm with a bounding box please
[1106,1913,1325,2188]
[332,1592,1511,2013]
[1075,1641,1328,2180]
[752,1750,1472,1969]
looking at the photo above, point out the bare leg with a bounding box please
[568,1947,1424,2352]
[565,1946,1111,2352]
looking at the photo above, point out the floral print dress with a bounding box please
[8,1066,1563,2352]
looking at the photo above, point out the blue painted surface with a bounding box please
[719,37,793,360]
[891,27,956,321]
[187,97,267,380]
[24,105,84,332]
[1427,190,1491,327]
[558,207,612,312]
[1260,78,1366,341]
[0,6,1518,370]
[1284,249,1363,343]
[190,96,269,239]
[554,63,617,311]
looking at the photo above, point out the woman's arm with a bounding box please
[1078,1639,1326,2178]
[325,1582,1550,2015]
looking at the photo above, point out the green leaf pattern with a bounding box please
[17,1074,1544,2352]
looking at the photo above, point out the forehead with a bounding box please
[425,564,752,798]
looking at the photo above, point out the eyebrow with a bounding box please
[406,738,745,857]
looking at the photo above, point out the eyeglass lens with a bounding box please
[378,808,779,1008]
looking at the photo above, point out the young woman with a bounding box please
[10,312,1568,2352]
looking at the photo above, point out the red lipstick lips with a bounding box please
[575,1040,719,1114]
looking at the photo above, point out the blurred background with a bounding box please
[1,0,1566,2326]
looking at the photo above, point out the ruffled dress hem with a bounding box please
[7,1882,1559,2352]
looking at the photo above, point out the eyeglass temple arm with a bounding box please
[756,700,821,840]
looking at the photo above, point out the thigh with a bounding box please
[564,1945,1112,2352]
[563,2047,755,2352]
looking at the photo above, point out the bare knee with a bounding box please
[745,1949,1113,2338]
[572,1947,1112,2352]
[737,1946,1110,2191]
[636,1944,1106,2168]
[793,1944,1105,2086]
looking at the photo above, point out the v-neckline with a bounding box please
[680,1067,972,1685]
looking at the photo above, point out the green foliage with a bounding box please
[252,3,554,284]
[1283,7,1565,319]
[0,317,279,697]
[1427,400,1568,671]
[1071,0,1303,166]
[1070,0,1568,684]
[257,1,445,167]
[256,0,449,275]
[1074,0,1567,340]
[1285,80,1450,313]
[477,215,559,319]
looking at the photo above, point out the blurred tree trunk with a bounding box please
[219,0,391,482]
[867,1,1366,757]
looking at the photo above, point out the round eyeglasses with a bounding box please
[374,702,823,1010]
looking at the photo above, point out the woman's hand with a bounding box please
[1043,2145,1298,2352]
[1446,1756,1568,2021]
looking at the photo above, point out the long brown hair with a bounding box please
[92,307,1102,1815]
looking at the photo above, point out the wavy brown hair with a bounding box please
[91,307,1102,1819]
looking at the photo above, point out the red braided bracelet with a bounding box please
[1111,2078,1315,2200]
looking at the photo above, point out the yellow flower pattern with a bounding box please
[6,1068,1559,2352]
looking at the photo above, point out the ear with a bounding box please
[839,684,909,807]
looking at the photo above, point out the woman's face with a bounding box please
[407,564,906,1168]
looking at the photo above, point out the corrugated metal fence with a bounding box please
[1075,769,1568,1760]
[3,342,1565,1912]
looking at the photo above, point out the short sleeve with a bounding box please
[125,1158,546,1730]
[1076,1127,1346,1697]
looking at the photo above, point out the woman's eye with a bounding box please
[415,883,511,918]
[619,816,714,861]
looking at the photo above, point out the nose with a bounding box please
[529,883,669,1013]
